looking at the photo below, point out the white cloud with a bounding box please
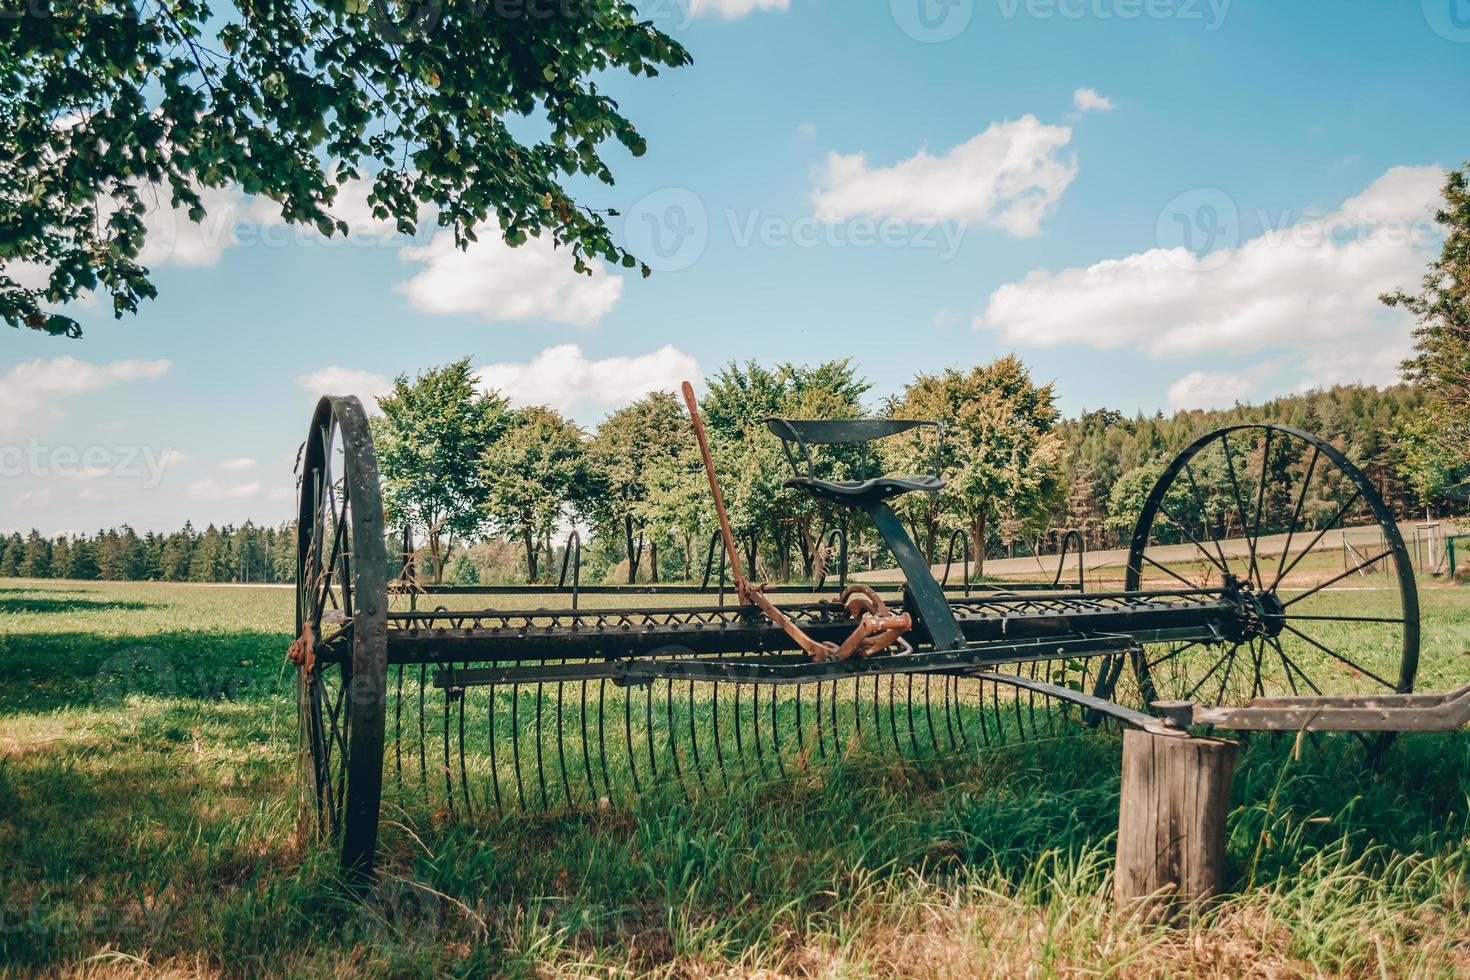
[158,449,190,470]
[689,0,789,17]
[1073,87,1116,113]
[184,478,263,502]
[14,489,55,509]
[475,344,700,417]
[397,229,623,327]
[217,458,256,473]
[1167,361,1284,411]
[296,366,393,410]
[976,165,1444,390]
[810,116,1078,236]
[0,357,172,437]
[77,487,115,504]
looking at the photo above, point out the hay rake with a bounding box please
[293,394,1428,879]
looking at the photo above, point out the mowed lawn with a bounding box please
[1,578,1469,977]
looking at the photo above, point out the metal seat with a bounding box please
[783,473,944,506]
[764,417,945,509]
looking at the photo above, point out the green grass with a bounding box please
[2,578,1469,976]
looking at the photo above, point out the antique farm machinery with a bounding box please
[292,391,1434,878]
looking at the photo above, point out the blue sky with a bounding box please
[4,0,1469,535]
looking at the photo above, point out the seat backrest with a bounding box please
[763,418,932,445]
[764,417,943,481]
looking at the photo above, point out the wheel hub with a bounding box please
[1222,575,1285,642]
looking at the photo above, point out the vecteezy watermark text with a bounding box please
[0,441,179,488]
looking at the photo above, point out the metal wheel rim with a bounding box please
[295,395,388,879]
[1124,423,1419,720]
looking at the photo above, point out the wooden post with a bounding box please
[1115,731,1236,917]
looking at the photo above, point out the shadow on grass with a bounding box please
[0,597,154,614]
[0,629,293,714]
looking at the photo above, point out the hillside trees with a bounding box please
[374,359,509,583]
[1386,162,1470,509]
[3,1,689,338]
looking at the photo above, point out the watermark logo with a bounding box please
[94,647,178,707]
[623,187,710,272]
[357,875,444,948]
[891,0,975,42]
[1155,187,1240,271]
[1423,0,1470,42]
[994,0,1231,31]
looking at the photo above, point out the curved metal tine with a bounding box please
[751,683,768,777]
[686,680,706,793]
[458,664,471,815]
[511,680,527,808]
[488,676,503,811]
[1182,458,1233,575]
[711,680,728,787]
[394,664,404,790]
[643,682,660,791]
[535,681,549,811]
[442,676,454,816]
[987,677,1003,746]
[623,681,641,795]
[945,674,963,750]
[887,676,903,755]
[579,679,597,807]
[1271,446,1320,591]
[813,680,826,759]
[418,664,429,801]
[556,675,573,809]
[770,686,786,777]
[732,681,746,779]
[665,679,688,801]
[597,678,613,800]
[904,674,920,755]
[793,681,806,760]
[922,675,939,754]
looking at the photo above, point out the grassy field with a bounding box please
[2,579,1469,977]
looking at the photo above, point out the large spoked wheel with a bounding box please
[295,396,388,880]
[1125,424,1419,725]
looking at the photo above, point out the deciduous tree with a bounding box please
[3,1,690,337]
[374,358,509,582]
[481,405,590,581]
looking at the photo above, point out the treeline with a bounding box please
[0,522,296,584]
[3,368,1452,587]
[1052,383,1437,551]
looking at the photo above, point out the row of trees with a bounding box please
[368,354,1063,584]
[0,522,295,584]
[4,375,1456,587]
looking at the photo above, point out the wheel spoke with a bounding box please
[1281,623,1396,690]
[1184,645,1237,701]
[1219,432,1261,588]
[1183,460,1233,574]
[1142,552,1207,590]
[1282,549,1394,607]
[1247,430,1273,590]
[1157,500,1230,577]
[1272,446,1320,590]
[1269,488,1363,592]
[1145,640,1204,670]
